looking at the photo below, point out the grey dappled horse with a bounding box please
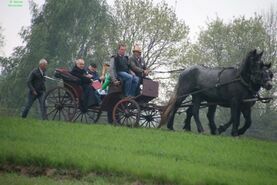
[160,49,273,136]
[183,65,273,135]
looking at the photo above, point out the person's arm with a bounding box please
[27,70,37,95]
[109,57,120,85]
[129,57,144,74]
[71,68,92,84]
[100,65,107,81]
[102,75,111,90]
[109,57,117,82]
[129,57,144,77]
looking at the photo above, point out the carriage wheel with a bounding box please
[72,108,101,124]
[43,87,77,121]
[139,108,161,128]
[112,98,140,127]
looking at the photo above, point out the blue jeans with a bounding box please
[117,72,139,96]
[21,91,45,119]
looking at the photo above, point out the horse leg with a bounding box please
[192,96,204,133]
[207,105,218,135]
[183,105,193,131]
[167,99,183,130]
[218,109,233,134]
[218,119,232,134]
[238,106,251,135]
[230,101,241,137]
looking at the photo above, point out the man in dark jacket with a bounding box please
[129,44,150,95]
[129,44,150,81]
[71,59,99,112]
[87,63,100,81]
[21,59,48,119]
[109,43,139,97]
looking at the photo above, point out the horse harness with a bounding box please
[177,68,258,101]
[216,67,258,96]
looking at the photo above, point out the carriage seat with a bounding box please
[54,68,81,84]
[135,79,159,103]
[54,68,83,99]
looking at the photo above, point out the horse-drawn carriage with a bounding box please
[42,50,273,136]
[42,68,163,128]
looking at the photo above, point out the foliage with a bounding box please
[0,0,113,112]
[0,25,4,56]
[169,12,277,139]
[180,16,267,67]
[113,0,189,70]
[261,5,277,113]
[0,117,276,185]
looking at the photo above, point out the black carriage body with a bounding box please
[43,68,162,127]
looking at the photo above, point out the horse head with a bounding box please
[239,49,273,91]
[257,62,273,90]
[247,49,263,70]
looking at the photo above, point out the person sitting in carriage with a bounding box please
[129,44,151,95]
[109,43,139,97]
[98,61,111,95]
[87,63,100,81]
[70,58,100,112]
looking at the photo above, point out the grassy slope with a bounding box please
[0,172,143,185]
[0,117,276,185]
[0,173,92,185]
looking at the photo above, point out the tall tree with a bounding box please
[0,0,114,112]
[262,5,277,113]
[113,0,189,70]
[180,16,267,68]
[0,25,4,56]
[174,15,276,139]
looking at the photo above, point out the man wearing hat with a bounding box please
[129,44,150,95]
[110,43,139,97]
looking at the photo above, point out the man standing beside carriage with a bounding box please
[21,59,48,119]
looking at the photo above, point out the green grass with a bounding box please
[0,172,144,185]
[0,117,276,185]
[0,173,96,185]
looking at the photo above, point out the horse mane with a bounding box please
[199,64,237,71]
[238,50,256,75]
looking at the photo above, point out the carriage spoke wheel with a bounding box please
[113,99,140,127]
[72,108,101,124]
[139,108,161,128]
[43,87,77,121]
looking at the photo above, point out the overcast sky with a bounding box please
[0,0,276,57]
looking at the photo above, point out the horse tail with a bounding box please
[159,76,186,128]
[158,70,191,128]
[159,94,178,128]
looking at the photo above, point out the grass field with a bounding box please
[0,117,276,185]
[0,172,145,185]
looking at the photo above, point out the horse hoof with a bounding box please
[218,126,225,134]
[183,127,191,132]
[167,127,175,131]
[231,132,239,137]
[198,129,204,133]
[211,129,219,135]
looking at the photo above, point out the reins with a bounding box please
[176,77,242,100]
